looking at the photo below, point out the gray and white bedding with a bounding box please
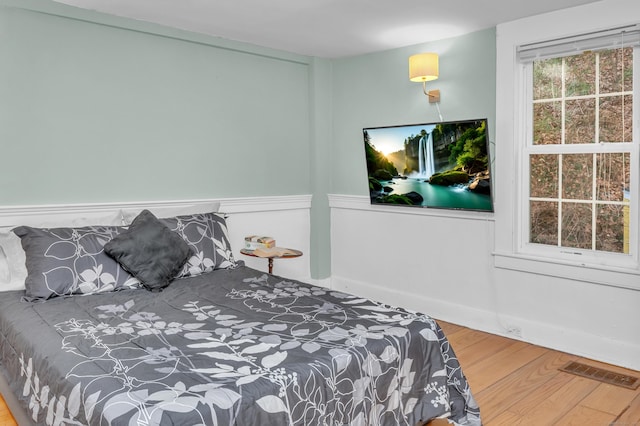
[0,265,481,425]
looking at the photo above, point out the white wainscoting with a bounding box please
[328,193,496,321]
[221,196,312,282]
[0,195,313,283]
[328,194,640,371]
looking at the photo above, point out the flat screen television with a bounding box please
[364,118,493,212]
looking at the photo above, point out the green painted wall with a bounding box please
[308,58,333,280]
[330,29,497,195]
[0,1,496,281]
[0,1,312,205]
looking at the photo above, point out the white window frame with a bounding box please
[494,18,640,291]
[518,48,639,269]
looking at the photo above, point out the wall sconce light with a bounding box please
[409,52,440,103]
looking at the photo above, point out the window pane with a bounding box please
[596,203,626,253]
[600,94,633,142]
[596,152,630,202]
[565,98,595,144]
[530,154,558,198]
[565,52,596,96]
[529,44,633,257]
[562,154,593,200]
[561,202,592,249]
[599,47,633,94]
[530,201,558,245]
[533,101,561,145]
[533,57,562,100]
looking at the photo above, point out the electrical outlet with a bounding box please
[507,326,522,338]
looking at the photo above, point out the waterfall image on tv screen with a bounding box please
[364,118,493,212]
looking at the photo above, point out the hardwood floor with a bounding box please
[0,322,638,425]
[0,394,16,426]
[438,320,640,425]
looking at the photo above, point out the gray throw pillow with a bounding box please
[104,210,191,291]
[159,212,237,278]
[13,225,141,301]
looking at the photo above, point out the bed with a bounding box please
[0,205,481,426]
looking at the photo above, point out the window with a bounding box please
[518,26,640,267]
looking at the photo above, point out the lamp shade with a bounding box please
[409,53,439,82]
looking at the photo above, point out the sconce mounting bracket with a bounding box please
[427,89,440,103]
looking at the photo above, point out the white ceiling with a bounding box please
[53,0,603,58]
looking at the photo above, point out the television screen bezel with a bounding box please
[363,118,493,212]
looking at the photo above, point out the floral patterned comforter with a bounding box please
[0,265,481,425]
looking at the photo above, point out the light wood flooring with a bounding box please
[438,320,640,425]
[0,321,638,425]
[0,394,16,426]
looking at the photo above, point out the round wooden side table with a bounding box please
[240,248,302,274]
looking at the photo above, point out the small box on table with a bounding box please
[244,235,276,250]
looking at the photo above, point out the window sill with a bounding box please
[494,251,640,291]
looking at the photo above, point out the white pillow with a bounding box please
[0,246,8,283]
[122,202,221,224]
[0,210,124,292]
[0,231,27,291]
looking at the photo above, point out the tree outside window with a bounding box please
[529,47,633,254]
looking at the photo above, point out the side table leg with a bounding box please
[268,258,273,274]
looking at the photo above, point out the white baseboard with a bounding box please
[330,275,640,371]
[307,277,332,289]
